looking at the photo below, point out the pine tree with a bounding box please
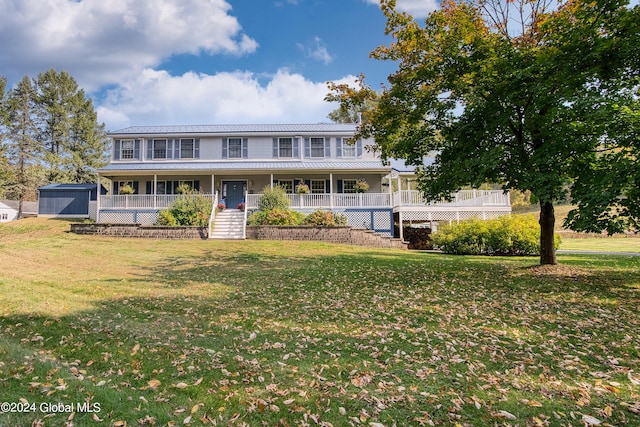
[5,77,43,218]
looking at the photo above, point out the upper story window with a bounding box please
[223,137,247,159]
[153,139,167,159]
[341,138,357,157]
[228,138,243,158]
[121,140,135,159]
[279,137,293,158]
[310,137,325,158]
[180,139,194,159]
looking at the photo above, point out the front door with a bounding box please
[223,181,246,209]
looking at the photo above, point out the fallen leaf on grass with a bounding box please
[582,414,601,425]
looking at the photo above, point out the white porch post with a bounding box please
[329,173,334,209]
[211,174,215,199]
[399,210,404,241]
[270,174,274,189]
[96,174,101,223]
[153,175,157,209]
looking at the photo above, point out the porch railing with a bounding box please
[100,194,215,209]
[396,190,510,207]
[99,190,509,211]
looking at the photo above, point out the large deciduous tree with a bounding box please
[327,0,639,265]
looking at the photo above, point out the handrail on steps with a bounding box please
[207,191,219,239]
[242,190,248,239]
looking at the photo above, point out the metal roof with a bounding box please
[98,160,390,174]
[108,123,358,136]
[38,183,98,191]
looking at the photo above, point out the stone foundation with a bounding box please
[70,223,207,239]
[246,226,407,249]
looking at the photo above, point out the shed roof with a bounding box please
[38,183,98,191]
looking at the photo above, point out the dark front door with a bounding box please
[223,181,246,208]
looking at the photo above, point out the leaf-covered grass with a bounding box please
[1,219,639,426]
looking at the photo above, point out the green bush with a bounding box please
[157,209,178,226]
[156,194,212,227]
[304,210,337,226]
[247,208,305,226]
[333,212,348,226]
[257,185,291,211]
[432,214,559,256]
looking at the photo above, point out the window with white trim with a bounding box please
[310,179,326,194]
[279,138,293,158]
[180,139,195,159]
[310,137,325,158]
[342,179,357,193]
[341,139,357,157]
[153,139,167,159]
[228,138,243,159]
[278,180,294,193]
[121,140,135,159]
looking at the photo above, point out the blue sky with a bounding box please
[0,0,437,131]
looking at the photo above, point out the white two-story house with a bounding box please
[96,123,511,238]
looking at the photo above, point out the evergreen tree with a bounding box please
[35,69,109,183]
[5,77,43,218]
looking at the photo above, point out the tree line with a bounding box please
[0,69,109,217]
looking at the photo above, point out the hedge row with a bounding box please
[432,214,560,256]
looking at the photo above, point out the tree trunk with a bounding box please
[539,200,557,265]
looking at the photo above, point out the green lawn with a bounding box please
[1,219,639,426]
[559,236,640,253]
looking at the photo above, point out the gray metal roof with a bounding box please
[38,183,98,191]
[108,123,358,136]
[98,160,390,174]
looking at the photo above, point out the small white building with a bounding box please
[0,200,39,222]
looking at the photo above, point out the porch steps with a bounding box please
[210,209,245,240]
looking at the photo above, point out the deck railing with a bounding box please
[100,190,509,211]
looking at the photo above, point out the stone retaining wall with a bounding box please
[70,223,207,239]
[246,226,407,249]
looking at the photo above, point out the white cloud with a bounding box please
[97,69,356,130]
[365,0,438,18]
[298,37,334,65]
[0,0,257,91]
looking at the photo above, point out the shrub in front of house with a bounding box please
[257,185,291,211]
[304,210,349,227]
[432,214,556,256]
[157,194,212,227]
[247,208,305,226]
[304,210,337,226]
